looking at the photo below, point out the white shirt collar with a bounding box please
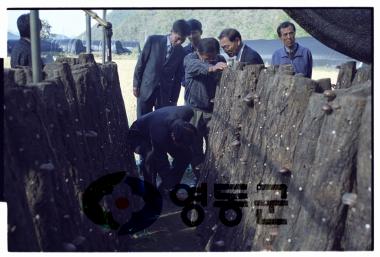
[166,35,171,47]
[236,43,245,62]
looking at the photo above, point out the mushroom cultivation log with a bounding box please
[197,63,372,251]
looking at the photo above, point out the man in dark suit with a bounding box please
[218,28,264,66]
[133,20,191,118]
[11,13,43,68]
[128,106,197,191]
[183,19,203,55]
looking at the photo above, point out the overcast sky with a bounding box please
[8,9,107,38]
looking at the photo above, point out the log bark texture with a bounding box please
[4,54,136,251]
[197,62,372,251]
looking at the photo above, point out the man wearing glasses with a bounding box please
[271,21,313,78]
[218,28,264,66]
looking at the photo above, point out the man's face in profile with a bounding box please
[170,31,186,46]
[220,37,241,57]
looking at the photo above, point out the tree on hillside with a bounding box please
[40,19,52,39]
[83,9,310,46]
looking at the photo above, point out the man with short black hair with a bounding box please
[11,13,42,68]
[133,19,191,118]
[184,38,227,178]
[181,19,203,91]
[218,28,264,66]
[271,21,313,78]
[184,19,203,55]
[128,106,197,191]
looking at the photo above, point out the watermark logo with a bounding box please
[82,172,288,235]
[82,172,162,235]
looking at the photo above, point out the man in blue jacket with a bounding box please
[184,38,227,178]
[271,21,313,78]
[133,20,191,118]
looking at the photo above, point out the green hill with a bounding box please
[83,9,309,46]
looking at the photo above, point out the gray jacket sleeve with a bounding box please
[184,54,212,77]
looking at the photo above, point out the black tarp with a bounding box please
[51,39,85,55]
[285,8,372,64]
[8,39,86,55]
[7,39,62,55]
[83,40,132,54]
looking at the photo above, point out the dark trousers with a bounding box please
[137,87,176,118]
[128,124,156,184]
[128,124,192,189]
[138,146,192,189]
[151,147,192,189]
[137,88,160,118]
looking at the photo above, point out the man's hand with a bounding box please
[208,62,228,72]
[133,87,140,97]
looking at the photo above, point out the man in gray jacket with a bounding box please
[183,38,227,178]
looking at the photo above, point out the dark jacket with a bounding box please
[131,106,194,147]
[183,43,196,56]
[10,38,32,68]
[184,52,226,112]
[240,44,264,65]
[181,43,197,86]
[133,35,186,105]
[129,106,194,181]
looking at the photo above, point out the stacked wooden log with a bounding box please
[197,62,372,251]
[3,54,136,251]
